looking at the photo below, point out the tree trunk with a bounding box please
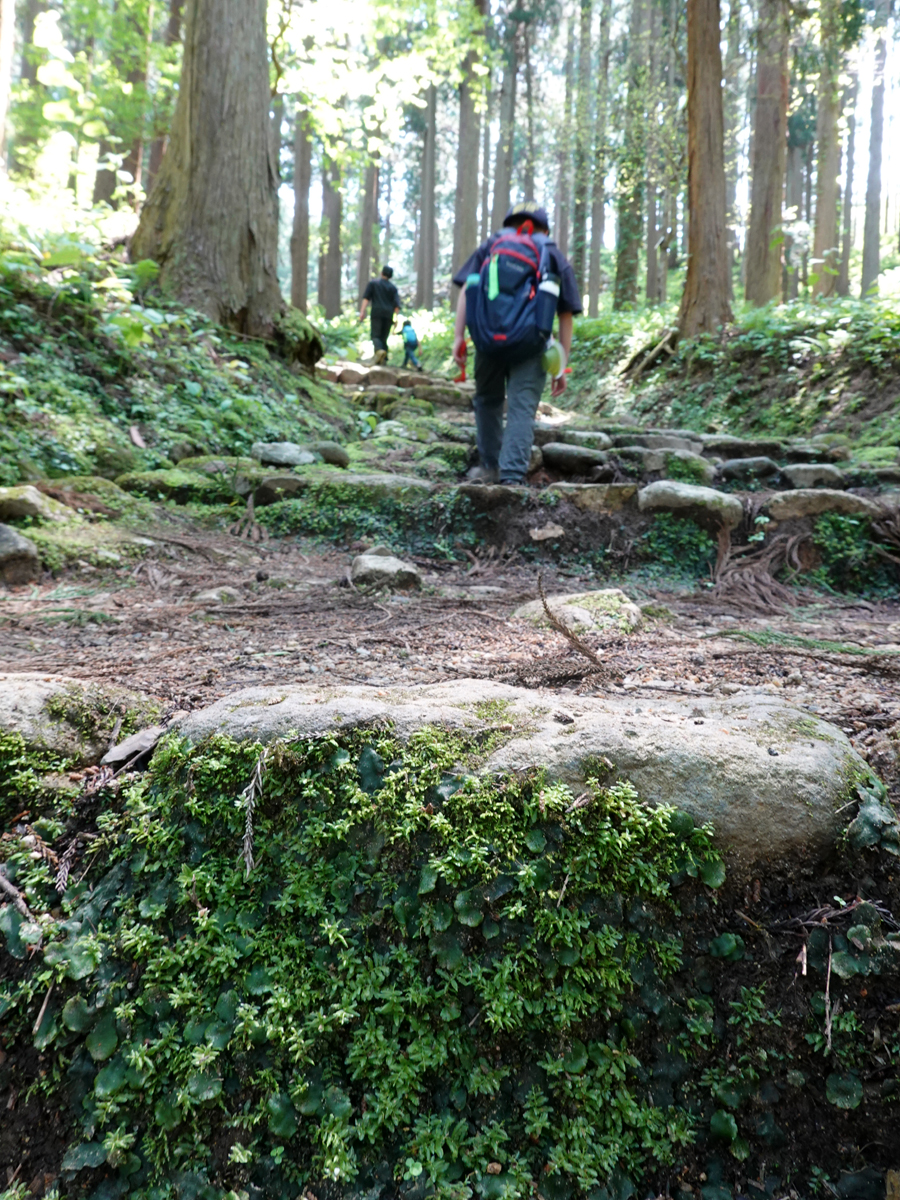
[357,159,379,302]
[837,74,857,296]
[571,0,593,293]
[556,10,576,254]
[587,0,612,317]
[644,0,660,305]
[0,0,15,167]
[417,84,437,309]
[861,10,887,297]
[723,0,742,281]
[318,156,342,318]
[522,22,536,199]
[132,0,282,335]
[811,0,842,298]
[491,19,518,232]
[480,78,492,239]
[146,0,185,193]
[452,0,486,304]
[383,161,393,262]
[613,0,647,310]
[290,110,312,312]
[743,0,788,306]
[678,0,733,337]
[783,141,804,299]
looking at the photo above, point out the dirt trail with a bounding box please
[2,526,899,790]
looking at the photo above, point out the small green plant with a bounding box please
[638,513,716,580]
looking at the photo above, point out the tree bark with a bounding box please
[743,0,788,306]
[644,0,660,305]
[723,0,742,281]
[861,9,887,297]
[291,110,312,312]
[678,0,733,337]
[146,0,185,193]
[522,22,536,199]
[452,0,486,303]
[837,74,857,296]
[811,0,842,298]
[587,0,612,317]
[613,0,647,310]
[357,159,379,302]
[132,0,282,336]
[318,156,342,318]
[783,141,804,299]
[417,84,437,309]
[556,10,576,255]
[571,0,593,293]
[480,78,492,239]
[0,0,15,167]
[491,17,518,232]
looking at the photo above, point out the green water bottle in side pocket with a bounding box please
[542,337,567,379]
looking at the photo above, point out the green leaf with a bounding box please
[419,864,439,894]
[62,996,94,1033]
[324,1086,352,1118]
[710,1110,738,1141]
[562,1039,588,1074]
[431,901,454,932]
[94,1057,128,1098]
[430,931,463,970]
[187,1071,222,1101]
[298,1081,323,1116]
[86,1013,118,1062]
[709,933,744,961]
[525,829,546,853]
[825,1072,863,1109]
[215,990,239,1025]
[665,810,695,840]
[0,906,24,959]
[831,951,862,979]
[61,1142,107,1171]
[184,1017,211,1044]
[730,1138,750,1162]
[246,965,272,994]
[267,1092,299,1137]
[154,1097,181,1131]
[699,858,726,888]
[42,247,88,269]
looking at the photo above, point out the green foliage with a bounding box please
[710,627,899,658]
[637,513,716,580]
[0,728,724,1199]
[811,513,897,597]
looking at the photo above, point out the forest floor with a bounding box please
[2,523,899,795]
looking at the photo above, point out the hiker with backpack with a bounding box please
[359,265,401,365]
[401,319,423,370]
[452,202,582,485]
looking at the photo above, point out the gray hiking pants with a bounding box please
[473,351,547,483]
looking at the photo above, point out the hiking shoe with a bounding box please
[464,465,500,484]
[373,349,387,365]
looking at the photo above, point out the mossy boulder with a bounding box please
[0,485,72,523]
[765,489,880,521]
[0,524,40,584]
[545,483,638,511]
[638,480,744,531]
[513,588,643,633]
[273,306,325,368]
[114,468,248,504]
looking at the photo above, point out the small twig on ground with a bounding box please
[824,937,836,1054]
[537,572,606,675]
[241,747,269,878]
[0,870,36,921]
[32,984,54,1036]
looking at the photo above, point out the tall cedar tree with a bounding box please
[132,0,282,335]
[491,15,518,231]
[837,73,857,296]
[416,84,437,309]
[0,0,13,164]
[812,0,843,298]
[861,0,888,296]
[678,0,733,336]
[587,0,612,317]
[319,156,342,319]
[357,159,379,301]
[744,0,789,305]
[570,0,592,294]
[452,0,487,303]
[613,0,647,310]
[291,110,312,312]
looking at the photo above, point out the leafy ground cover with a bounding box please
[2,729,899,1200]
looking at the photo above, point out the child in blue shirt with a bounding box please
[401,319,422,371]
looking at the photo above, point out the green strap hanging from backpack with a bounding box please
[488,254,500,301]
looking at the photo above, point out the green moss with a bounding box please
[811,513,897,597]
[638,513,717,580]
[114,467,250,505]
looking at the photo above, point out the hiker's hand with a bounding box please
[550,374,567,399]
[452,336,467,368]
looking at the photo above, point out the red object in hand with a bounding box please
[454,367,467,383]
[564,367,572,374]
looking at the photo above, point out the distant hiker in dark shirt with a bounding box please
[359,265,401,365]
[401,319,422,370]
[452,202,582,485]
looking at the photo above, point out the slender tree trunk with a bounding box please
[613,0,647,309]
[357,159,379,301]
[587,0,612,317]
[20,0,41,85]
[556,11,576,254]
[723,0,742,284]
[523,22,536,199]
[0,0,15,167]
[837,74,857,296]
[382,161,392,262]
[417,84,437,309]
[491,19,518,232]
[678,0,733,336]
[571,0,593,292]
[812,0,842,298]
[290,110,312,312]
[318,157,342,318]
[146,0,185,193]
[270,93,284,183]
[644,0,660,304]
[480,79,492,239]
[861,10,887,297]
[132,0,282,334]
[453,0,486,303]
[744,0,788,305]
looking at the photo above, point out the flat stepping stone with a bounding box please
[541,443,610,473]
[532,426,613,450]
[702,434,786,459]
[115,468,256,504]
[0,485,70,523]
[782,464,845,489]
[513,588,642,632]
[251,441,318,467]
[351,553,422,590]
[765,489,880,520]
[544,483,638,511]
[175,679,868,866]
[611,433,704,454]
[412,383,470,409]
[256,470,433,506]
[638,480,744,530]
[616,447,715,484]
[719,456,780,480]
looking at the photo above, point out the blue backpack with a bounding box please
[464,227,558,363]
[403,324,418,348]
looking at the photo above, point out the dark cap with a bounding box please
[381,265,394,278]
[503,201,550,230]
